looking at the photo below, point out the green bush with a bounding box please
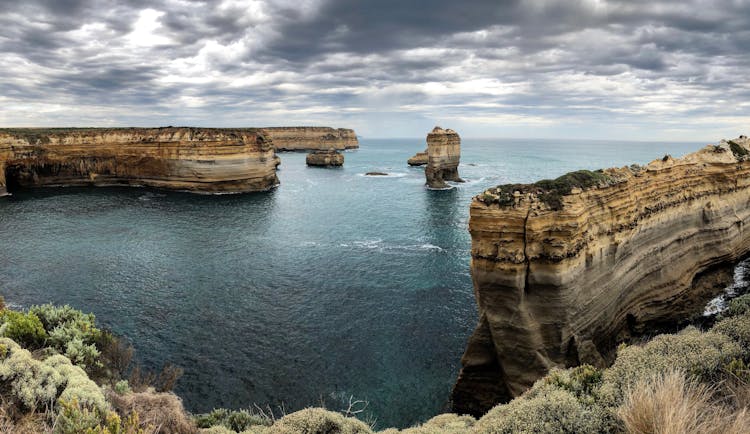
[382,414,475,434]
[599,327,742,406]
[268,408,372,434]
[196,408,271,432]
[722,294,750,318]
[30,304,103,372]
[0,310,48,349]
[712,315,750,357]
[729,140,748,159]
[540,365,602,404]
[0,337,107,412]
[474,388,609,434]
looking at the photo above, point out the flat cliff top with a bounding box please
[476,136,750,211]
[0,126,262,139]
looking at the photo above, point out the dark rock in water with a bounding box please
[365,172,388,176]
[306,150,344,167]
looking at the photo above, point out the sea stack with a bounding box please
[0,127,279,195]
[306,149,344,167]
[452,136,750,417]
[407,150,428,166]
[425,126,463,189]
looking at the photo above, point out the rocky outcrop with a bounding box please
[263,127,358,151]
[306,150,344,167]
[0,127,279,195]
[452,136,750,417]
[408,150,428,166]
[425,127,462,189]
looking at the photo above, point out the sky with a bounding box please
[0,0,748,140]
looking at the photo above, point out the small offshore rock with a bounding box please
[306,149,344,167]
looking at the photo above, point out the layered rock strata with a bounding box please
[0,127,279,195]
[407,150,428,166]
[425,127,462,188]
[452,136,750,416]
[263,127,358,151]
[306,150,344,167]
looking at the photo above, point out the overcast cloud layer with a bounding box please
[0,0,748,139]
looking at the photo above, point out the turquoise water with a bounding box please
[0,138,703,428]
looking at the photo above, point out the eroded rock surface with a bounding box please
[452,136,750,416]
[425,127,462,188]
[306,150,344,167]
[0,127,279,195]
[263,127,358,151]
[408,150,428,166]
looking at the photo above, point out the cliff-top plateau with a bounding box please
[262,126,359,151]
[0,127,284,197]
[452,135,750,416]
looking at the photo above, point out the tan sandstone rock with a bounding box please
[408,150,428,166]
[263,127,358,151]
[306,150,344,167]
[425,127,463,188]
[452,136,750,416]
[0,127,279,195]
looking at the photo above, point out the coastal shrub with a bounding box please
[540,365,602,403]
[729,140,748,159]
[617,370,750,434]
[30,303,103,372]
[114,379,132,395]
[0,310,48,349]
[381,413,476,434]
[474,387,609,434]
[267,408,373,434]
[722,294,750,319]
[55,398,148,434]
[0,337,107,413]
[479,170,614,209]
[107,388,196,434]
[712,315,750,357]
[600,327,742,406]
[195,408,270,432]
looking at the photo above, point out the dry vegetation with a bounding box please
[0,293,748,433]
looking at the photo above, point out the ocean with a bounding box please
[0,137,705,428]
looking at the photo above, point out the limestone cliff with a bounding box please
[263,127,359,151]
[0,127,279,195]
[425,127,462,188]
[407,150,428,166]
[452,136,750,416]
[306,150,344,167]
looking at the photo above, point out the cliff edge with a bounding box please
[263,127,359,151]
[452,136,750,416]
[0,127,279,195]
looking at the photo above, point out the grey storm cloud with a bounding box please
[0,0,748,139]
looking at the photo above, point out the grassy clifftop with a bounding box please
[0,295,748,433]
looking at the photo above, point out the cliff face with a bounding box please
[452,136,750,416]
[263,127,359,151]
[425,127,462,188]
[0,128,279,195]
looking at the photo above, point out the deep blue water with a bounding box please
[0,138,703,428]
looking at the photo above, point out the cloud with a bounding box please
[0,0,747,140]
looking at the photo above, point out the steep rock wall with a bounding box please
[0,127,279,195]
[263,127,358,151]
[425,127,462,188]
[452,136,750,416]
